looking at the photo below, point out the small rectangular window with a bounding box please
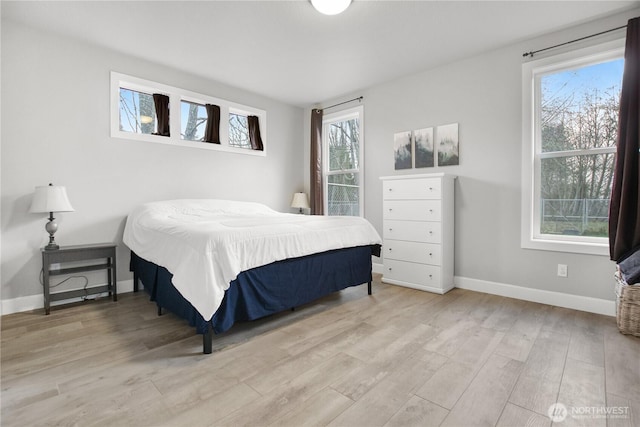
[229,113,251,149]
[119,88,156,135]
[180,101,207,141]
[111,72,266,156]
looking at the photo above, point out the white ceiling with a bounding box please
[3,1,638,107]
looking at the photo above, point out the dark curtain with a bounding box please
[204,104,221,144]
[247,116,264,151]
[152,94,170,137]
[310,108,323,215]
[610,17,640,262]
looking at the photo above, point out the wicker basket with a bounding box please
[615,273,640,337]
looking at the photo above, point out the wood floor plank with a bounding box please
[496,402,551,427]
[604,328,640,402]
[440,354,523,427]
[332,323,438,401]
[606,392,640,427]
[555,358,606,427]
[509,329,570,416]
[383,395,449,427]
[327,350,448,427]
[218,352,364,427]
[269,387,354,427]
[415,358,476,410]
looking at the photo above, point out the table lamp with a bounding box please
[30,183,75,250]
[291,192,310,214]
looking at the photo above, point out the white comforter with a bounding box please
[123,199,382,320]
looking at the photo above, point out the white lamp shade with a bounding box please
[29,185,75,213]
[311,0,351,15]
[291,192,310,209]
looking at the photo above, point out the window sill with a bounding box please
[521,236,609,256]
[111,130,266,157]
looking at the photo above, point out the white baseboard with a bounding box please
[454,276,615,317]
[3,275,615,318]
[1,279,135,316]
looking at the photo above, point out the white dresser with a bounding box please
[380,173,455,294]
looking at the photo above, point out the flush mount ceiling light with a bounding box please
[311,0,352,15]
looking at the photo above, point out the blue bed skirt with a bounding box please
[130,245,379,337]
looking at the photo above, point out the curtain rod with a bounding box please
[319,96,363,111]
[522,24,627,58]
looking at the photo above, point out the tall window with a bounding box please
[522,39,624,255]
[323,106,364,217]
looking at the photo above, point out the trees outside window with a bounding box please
[323,106,363,217]
[521,39,624,254]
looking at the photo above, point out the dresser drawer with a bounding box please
[383,259,441,287]
[383,200,441,221]
[384,240,441,265]
[384,220,441,243]
[383,178,442,200]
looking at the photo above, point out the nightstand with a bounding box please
[41,243,117,314]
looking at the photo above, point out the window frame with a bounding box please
[110,72,266,156]
[322,105,364,217]
[521,39,624,255]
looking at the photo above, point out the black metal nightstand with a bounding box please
[41,243,117,314]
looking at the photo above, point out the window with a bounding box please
[111,72,266,156]
[229,112,250,149]
[180,100,207,141]
[323,106,364,216]
[119,88,157,135]
[521,39,624,255]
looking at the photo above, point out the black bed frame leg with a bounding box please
[133,273,139,292]
[368,281,372,295]
[157,305,163,316]
[203,324,213,354]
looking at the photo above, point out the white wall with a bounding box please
[312,8,640,306]
[1,21,304,305]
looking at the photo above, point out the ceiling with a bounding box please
[3,1,638,107]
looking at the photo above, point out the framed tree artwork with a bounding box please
[437,123,459,166]
[414,127,434,168]
[393,131,412,170]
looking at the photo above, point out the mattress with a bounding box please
[123,199,382,320]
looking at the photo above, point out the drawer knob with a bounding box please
[388,188,393,191]
[388,228,393,231]
[388,248,392,251]
[429,187,433,190]
[389,208,393,212]
[429,209,433,213]
[429,253,433,256]
[388,267,392,271]
[429,274,433,279]
[429,231,433,235]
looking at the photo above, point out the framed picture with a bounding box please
[414,127,434,168]
[437,123,459,166]
[393,131,412,170]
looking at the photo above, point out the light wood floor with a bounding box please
[2,275,639,427]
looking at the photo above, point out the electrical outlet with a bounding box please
[51,263,61,270]
[557,264,568,278]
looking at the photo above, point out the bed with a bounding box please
[123,199,382,353]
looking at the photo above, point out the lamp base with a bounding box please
[44,242,60,251]
[44,214,60,251]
